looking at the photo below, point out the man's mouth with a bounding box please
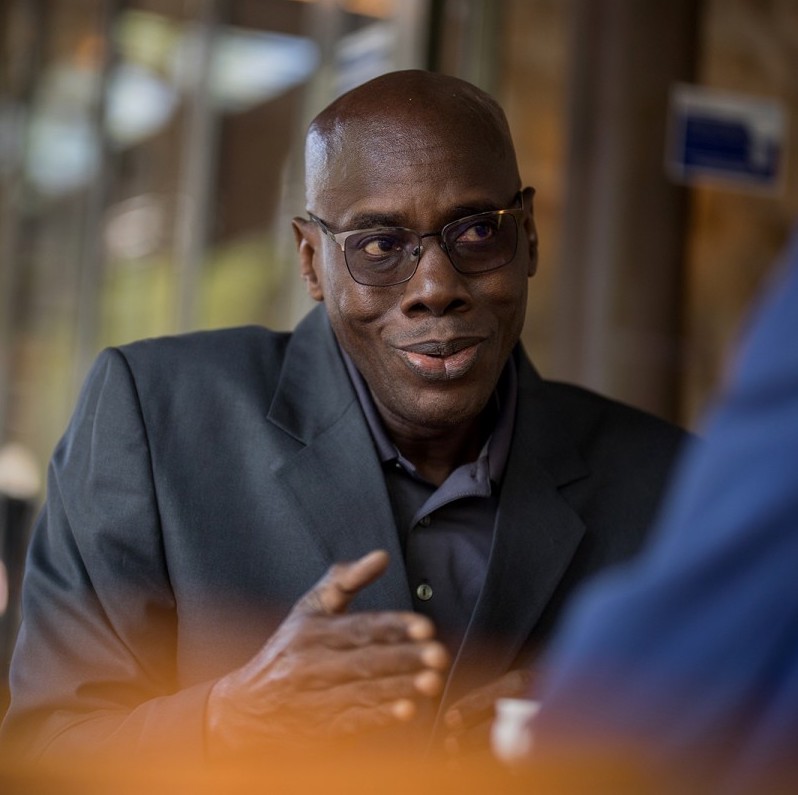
[398,337,483,380]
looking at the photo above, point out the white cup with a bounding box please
[491,697,541,764]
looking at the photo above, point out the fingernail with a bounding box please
[406,617,435,641]
[421,643,449,668]
[391,699,415,721]
[414,670,443,696]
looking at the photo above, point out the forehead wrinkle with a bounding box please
[375,135,506,169]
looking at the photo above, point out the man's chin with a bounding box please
[388,391,493,434]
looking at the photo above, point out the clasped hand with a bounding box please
[206,550,450,755]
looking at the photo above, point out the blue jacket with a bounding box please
[535,230,798,792]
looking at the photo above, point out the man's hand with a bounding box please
[442,668,532,755]
[206,550,450,755]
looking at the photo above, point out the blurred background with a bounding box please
[0,0,796,713]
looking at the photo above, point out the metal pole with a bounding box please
[0,0,43,445]
[173,0,224,333]
[555,0,701,421]
[460,0,502,94]
[72,0,124,391]
[393,0,432,73]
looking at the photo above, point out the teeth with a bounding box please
[424,347,456,357]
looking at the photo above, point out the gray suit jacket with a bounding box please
[2,305,685,760]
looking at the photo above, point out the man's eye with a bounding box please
[358,235,402,258]
[456,220,499,244]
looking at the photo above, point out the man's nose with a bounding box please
[400,239,470,316]
[410,235,448,261]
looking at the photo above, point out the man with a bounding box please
[532,230,798,792]
[1,70,684,766]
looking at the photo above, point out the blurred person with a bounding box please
[531,228,798,792]
[0,70,685,769]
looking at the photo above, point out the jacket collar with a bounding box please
[441,349,590,707]
[266,306,413,611]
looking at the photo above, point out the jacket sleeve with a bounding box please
[2,348,212,763]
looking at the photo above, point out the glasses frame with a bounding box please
[307,191,526,287]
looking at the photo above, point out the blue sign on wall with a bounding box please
[667,84,787,192]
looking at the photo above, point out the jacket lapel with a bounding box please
[265,306,412,612]
[442,352,590,705]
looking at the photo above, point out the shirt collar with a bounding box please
[339,344,518,486]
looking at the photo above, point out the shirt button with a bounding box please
[418,515,431,527]
[416,583,433,601]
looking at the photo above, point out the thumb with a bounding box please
[296,549,390,615]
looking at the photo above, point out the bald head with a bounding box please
[304,70,520,211]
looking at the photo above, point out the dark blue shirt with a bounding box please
[341,348,517,654]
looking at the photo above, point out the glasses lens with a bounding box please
[344,228,419,286]
[444,211,519,274]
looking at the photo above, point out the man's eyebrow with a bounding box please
[451,201,503,217]
[344,212,405,230]
[342,197,515,231]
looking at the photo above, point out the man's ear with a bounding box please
[521,186,538,278]
[292,217,324,302]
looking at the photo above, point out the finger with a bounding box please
[444,718,492,755]
[338,670,445,706]
[443,721,493,759]
[334,549,391,595]
[444,690,494,732]
[292,640,450,689]
[288,670,446,717]
[327,699,419,736]
[445,668,531,732]
[295,611,440,649]
[297,550,390,615]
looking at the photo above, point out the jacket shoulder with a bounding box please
[117,325,291,365]
[544,381,691,504]
[110,325,292,400]
[542,379,687,446]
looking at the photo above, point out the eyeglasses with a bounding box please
[307,192,526,287]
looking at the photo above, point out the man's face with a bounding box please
[295,117,536,441]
